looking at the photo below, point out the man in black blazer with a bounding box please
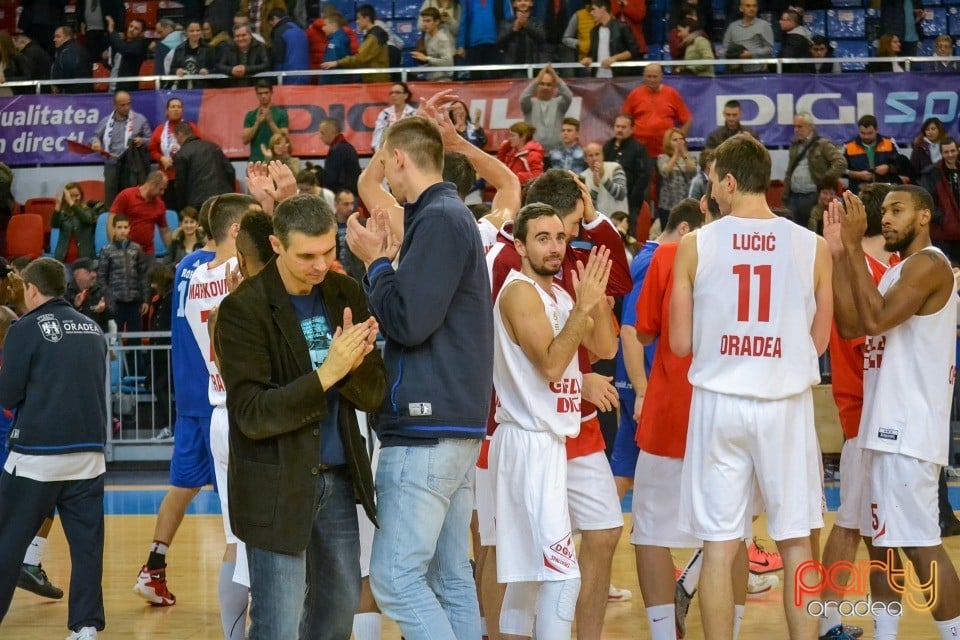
[214,194,386,640]
[579,0,640,77]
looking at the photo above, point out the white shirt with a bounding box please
[4,451,105,481]
[184,258,237,408]
[597,25,612,78]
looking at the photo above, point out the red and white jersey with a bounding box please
[687,215,820,399]
[860,247,957,465]
[493,270,582,438]
[184,257,237,408]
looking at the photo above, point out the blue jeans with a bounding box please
[370,439,482,640]
[246,467,360,640]
[785,191,818,231]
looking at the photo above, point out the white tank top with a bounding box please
[184,257,237,408]
[493,270,582,438]
[860,247,957,464]
[687,215,821,399]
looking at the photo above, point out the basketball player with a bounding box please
[826,186,960,640]
[489,203,616,639]
[671,135,833,640]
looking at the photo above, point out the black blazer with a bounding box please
[588,20,639,76]
[215,258,386,554]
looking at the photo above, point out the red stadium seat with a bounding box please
[126,1,159,29]
[23,197,58,233]
[6,214,44,260]
[635,201,652,243]
[138,59,156,91]
[77,180,106,203]
[766,180,784,209]
[92,62,111,92]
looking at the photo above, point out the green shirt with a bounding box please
[244,106,289,162]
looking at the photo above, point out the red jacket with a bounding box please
[148,120,201,181]
[307,18,360,69]
[928,160,960,243]
[497,140,545,185]
[611,0,647,55]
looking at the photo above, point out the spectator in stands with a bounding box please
[17,0,65,56]
[65,257,113,330]
[880,0,922,56]
[581,142,628,215]
[372,83,418,152]
[912,117,949,181]
[705,99,757,150]
[154,19,185,76]
[332,189,365,282]
[722,0,774,73]
[217,24,271,87]
[316,12,354,83]
[105,16,149,92]
[319,117,361,196]
[548,117,588,172]
[260,131,300,175]
[268,8,310,85]
[234,11,268,44]
[91,91,152,207]
[295,169,337,210]
[149,97,200,211]
[810,35,840,74]
[108,171,171,256]
[11,33,52,82]
[687,148,713,202]
[868,34,906,73]
[203,21,232,59]
[844,114,902,194]
[922,136,960,263]
[497,122,545,185]
[611,0,648,60]
[50,26,92,94]
[521,63,572,152]
[0,32,27,88]
[670,0,712,49]
[450,100,487,148]
[173,123,237,210]
[603,113,650,225]
[164,206,206,266]
[783,112,846,228]
[321,5,390,83]
[561,4,595,72]
[580,0,639,77]
[622,63,692,156]
[673,17,715,76]
[240,0,287,42]
[373,15,405,72]
[171,22,216,86]
[933,35,959,72]
[805,180,838,236]
[778,9,813,73]
[98,214,150,331]
[412,8,455,80]
[668,2,698,60]
[420,0,461,38]
[656,128,696,228]
[52,183,100,263]
[242,80,289,162]
[498,0,545,73]
[457,0,513,77]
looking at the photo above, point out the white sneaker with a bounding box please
[746,572,779,596]
[608,584,632,603]
[66,627,98,640]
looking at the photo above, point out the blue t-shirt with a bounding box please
[290,288,345,466]
[172,249,216,417]
[614,241,660,397]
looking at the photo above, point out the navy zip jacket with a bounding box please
[365,182,494,445]
[0,298,107,456]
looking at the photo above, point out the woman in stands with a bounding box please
[171,22,217,88]
[497,121,545,186]
[656,127,697,229]
[51,182,101,263]
[911,117,948,179]
[867,34,904,72]
[261,132,301,175]
[450,100,487,148]
[371,82,418,151]
[149,97,201,211]
[164,206,206,267]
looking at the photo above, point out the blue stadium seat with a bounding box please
[46,227,59,258]
[830,0,866,6]
[393,0,420,18]
[917,39,936,56]
[400,50,418,68]
[947,0,960,7]
[950,8,960,35]
[95,212,110,254]
[803,10,826,37]
[646,46,663,61]
[328,0,355,20]
[166,209,179,234]
[827,9,866,39]
[650,0,669,10]
[926,0,944,5]
[921,7,949,37]
[368,0,393,19]
[393,19,419,49]
[154,227,167,258]
[832,39,868,71]
[646,11,668,45]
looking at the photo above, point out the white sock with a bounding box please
[679,549,702,595]
[818,602,842,636]
[480,617,488,636]
[352,612,382,640]
[646,603,676,640]
[874,608,901,640]
[732,604,745,640]
[23,536,45,566]
[936,615,960,640]
[217,561,248,640]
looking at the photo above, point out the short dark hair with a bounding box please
[266,7,286,21]
[148,262,175,295]
[524,170,583,217]
[238,210,275,267]
[180,206,199,222]
[421,6,441,20]
[320,117,342,135]
[273,195,336,246]
[590,0,611,11]
[10,256,31,272]
[443,152,477,199]
[514,203,562,243]
[678,17,699,30]
[174,122,194,137]
[713,135,771,195]
[665,198,705,232]
[723,99,741,111]
[468,203,491,221]
[113,214,130,226]
[57,25,75,38]
[296,169,318,186]
[255,78,273,91]
[888,184,935,219]
[198,196,216,237]
[357,4,377,20]
[811,34,829,47]
[858,183,891,238]
[22,257,67,298]
[210,194,256,243]
[941,136,958,149]
[129,18,146,31]
[615,113,633,126]
[562,117,580,131]
[166,96,183,109]
[858,115,878,129]
[383,117,444,174]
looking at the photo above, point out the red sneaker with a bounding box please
[748,540,783,574]
[133,565,176,606]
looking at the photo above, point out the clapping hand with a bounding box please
[341,307,379,372]
[346,208,401,267]
[572,246,612,314]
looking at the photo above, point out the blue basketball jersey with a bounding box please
[172,249,216,417]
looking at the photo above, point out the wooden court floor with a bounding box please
[3,493,959,639]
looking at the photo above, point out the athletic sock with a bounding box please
[678,549,702,595]
[22,536,46,566]
[217,561,248,640]
[936,615,960,640]
[147,540,169,570]
[818,603,842,636]
[874,608,901,640]
[646,603,676,640]
[352,612,382,640]
[480,616,488,636]
[732,604,745,640]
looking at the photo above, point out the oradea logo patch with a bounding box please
[37,314,62,343]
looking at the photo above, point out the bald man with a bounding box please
[580,143,629,215]
[621,64,692,157]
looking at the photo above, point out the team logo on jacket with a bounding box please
[37,314,63,343]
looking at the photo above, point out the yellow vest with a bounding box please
[576,9,595,58]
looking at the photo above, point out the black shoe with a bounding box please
[941,518,960,537]
[18,563,64,599]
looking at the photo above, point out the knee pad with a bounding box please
[543,577,580,622]
[500,582,539,637]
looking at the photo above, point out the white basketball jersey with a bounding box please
[687,216,821,399]
[493,270,582,438]
[860,247,957,465]
[184,257,237,408]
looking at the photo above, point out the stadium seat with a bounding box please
[393,20,419,50]
[46,228,60,258]
[327,0,356,19]
[138,59,156,91]
[367,0,393,19]
[6,214,44,260]
[635,201,652,245]
[95,212,110,254]
[154,226,167,258]
[950,9,960,36]
[77,180,106,203]
[826,9,866,39]
[830,0,866,6]
[92,62,111,92]
[394,0,421,18]
[766,180,784,209]
[126,1,159,29]
[921,7,949,37]
[832,40,869,71]
[23,197,57,233]
[803,10,826,38]
[166,209,179,234]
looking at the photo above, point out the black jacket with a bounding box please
[170,41,217,75]
[215,258,386,553]
[603,136,650,210]
[51,203,100,262]
[51,39,92,92]
[65,280,114,330]
[324,136,362,196]
[0,298,107,456]
[588,20,639,76]
[173,136,237,209]
[107,32,149,91]
[216,41,271,87]
[20,41,53,81]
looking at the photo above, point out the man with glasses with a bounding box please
[521,62,573,153]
